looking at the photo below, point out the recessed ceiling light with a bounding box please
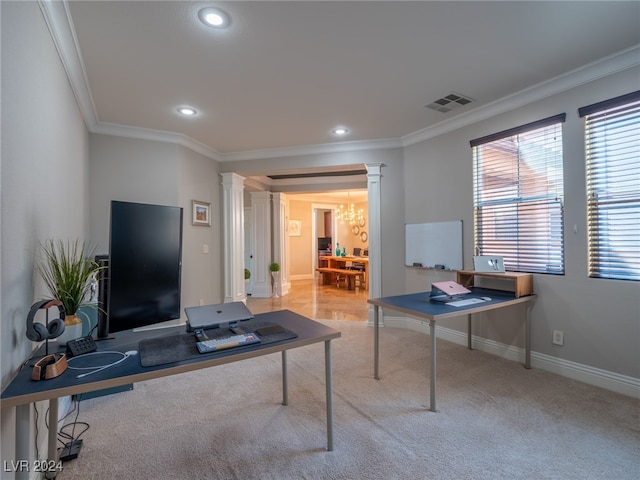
[198,7,230,28]
[332,127,349,136]
[177,107,197,116]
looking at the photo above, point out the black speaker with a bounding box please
[95,255,110,338]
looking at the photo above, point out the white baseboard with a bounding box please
[290,274,315,280]
[380,315,640,399]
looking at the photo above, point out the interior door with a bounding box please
[243,207,253,294]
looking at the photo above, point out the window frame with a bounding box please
[470,114,566,275]
[579,90,640,282]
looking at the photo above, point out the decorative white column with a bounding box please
[366,163,383,325]
[250,191,273,297]
[272,192,289,296]
[221,173,246,303]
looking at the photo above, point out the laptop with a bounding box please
[185,301,254,331]
[473,255,505,273]
[430,281,471,302]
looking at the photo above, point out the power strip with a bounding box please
[59,439,83,462]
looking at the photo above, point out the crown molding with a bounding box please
[38,0,98,129]
[402,44,640,147]
[91,122,221,160]
[242,176,272,191]
[43,1,639,161]
[41,0,221,160]
[218,137,403,162]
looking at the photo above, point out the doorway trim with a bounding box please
[311,204,338,273]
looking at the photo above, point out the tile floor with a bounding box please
[246,278,369,321]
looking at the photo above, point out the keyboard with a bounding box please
[447,297,486,307]
[196,332,261,354]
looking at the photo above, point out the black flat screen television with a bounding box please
[107,200,183,333]
[318,237,332,251]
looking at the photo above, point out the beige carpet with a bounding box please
[57,319,639,480]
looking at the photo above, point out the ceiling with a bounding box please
[61,1,640,163]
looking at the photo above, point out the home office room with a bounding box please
[2,2,639,479]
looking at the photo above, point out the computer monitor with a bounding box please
[318,237,332,251]
[107,201,183,333]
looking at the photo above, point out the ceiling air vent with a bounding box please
[425,93,474,113]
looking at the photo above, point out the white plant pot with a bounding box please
[56,322,83,345]
[271,271,280,298]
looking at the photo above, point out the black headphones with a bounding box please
[26,299,66,342]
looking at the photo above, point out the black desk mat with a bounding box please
[138,320,297,367]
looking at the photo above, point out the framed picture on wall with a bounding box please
[192,200,211,226]
[289,219,302,236]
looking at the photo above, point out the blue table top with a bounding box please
[368,287,535,320]
[1,310,340,407]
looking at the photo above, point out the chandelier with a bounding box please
[336,192,364,225]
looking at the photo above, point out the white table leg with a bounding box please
[325,340,334,451]
[429,320,436,412]
[43,398,59,479]
[525,303,532,369]
[15,404,30,480]
[281,350,288,405]
[374,305,380,380]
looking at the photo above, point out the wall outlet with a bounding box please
[552,330,564,346]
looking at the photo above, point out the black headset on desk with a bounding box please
[26,299,66,342]
[26,299,69,380]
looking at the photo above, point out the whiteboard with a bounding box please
[405,221,462,270]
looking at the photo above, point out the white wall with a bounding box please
[1,0,90,471]
[178,145,223,307]
[403,67,640,378]
[1,3,638,472]
[88,134,223,320]
[221,71,639,386]
[88,134,181,254]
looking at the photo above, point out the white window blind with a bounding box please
[579,91,640,281]
[471,114,566,274]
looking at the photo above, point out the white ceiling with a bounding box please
[63,1,639,161]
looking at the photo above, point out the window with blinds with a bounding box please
[470,114,566,274]
[579,91,640,281]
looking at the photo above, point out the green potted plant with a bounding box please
[269,262,281,298]
[37,239,103,343]
[244,268,251,293]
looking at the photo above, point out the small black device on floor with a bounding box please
[59,439,83,462]
[66,335,98,357]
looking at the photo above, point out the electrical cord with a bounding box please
[30,349,136,462]
[39,396,91,461]
[57,396,89,454]
[67,350,137,378]
[34,402,41,461]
